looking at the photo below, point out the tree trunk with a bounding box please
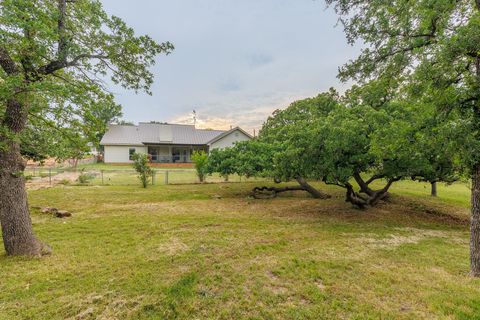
[470,31,480,276]
[0,146,44,256]
[341,177,399,208]
[295,177,331,199]
[470,164,480,277]
[73,158,79,171]
[0,98,47,256]
[431,181,437,197]
[353,172,375,196]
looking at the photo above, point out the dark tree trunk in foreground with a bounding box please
[431,181,437,197]
[470,56,480,275]
[471,163,480,276]
[0,99,47,256]
[471,43,480,276]
[0,47,48,256]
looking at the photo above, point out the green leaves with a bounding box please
[131,153,153,188]
[191,150,208,183]
[328,0,480,176]
[207,85,465,207]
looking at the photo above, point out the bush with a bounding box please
[131,153,153,188]
[191,150,208,183]
[77,170,95,184]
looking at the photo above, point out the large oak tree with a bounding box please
[0,0,173,256]
[327,0,480,276]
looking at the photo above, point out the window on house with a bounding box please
[129,148,136,160]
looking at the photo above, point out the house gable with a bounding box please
[208,127,253,150]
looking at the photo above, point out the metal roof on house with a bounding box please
[99,125,143,146]
[100,123,227,146]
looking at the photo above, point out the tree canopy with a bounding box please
[208,86,463,207]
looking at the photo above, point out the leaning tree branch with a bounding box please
[295,176,331,199]
[250,186,309,199]
[353,172,375,196]
[251,177,331,200]
[36,53,109,76]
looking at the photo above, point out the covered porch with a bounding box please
[147,145,208,163]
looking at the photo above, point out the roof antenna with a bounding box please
[193,110,197,127]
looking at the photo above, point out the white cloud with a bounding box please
[169,92,310,134]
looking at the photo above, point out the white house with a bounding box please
[100,122,252,163]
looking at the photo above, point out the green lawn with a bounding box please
[0,181,479,319]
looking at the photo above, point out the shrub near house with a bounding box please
[132,153,153,188]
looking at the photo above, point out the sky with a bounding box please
[100,0,360,134]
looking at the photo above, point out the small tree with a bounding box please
[207,147,238,181]
[131,153,153,188]
[191,150,208,183]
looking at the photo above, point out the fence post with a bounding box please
[101,170,104,185]
[152,170,156,185]
[164,170,169,185]
[49,168,52,185]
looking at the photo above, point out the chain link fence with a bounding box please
[25,167,264,187]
